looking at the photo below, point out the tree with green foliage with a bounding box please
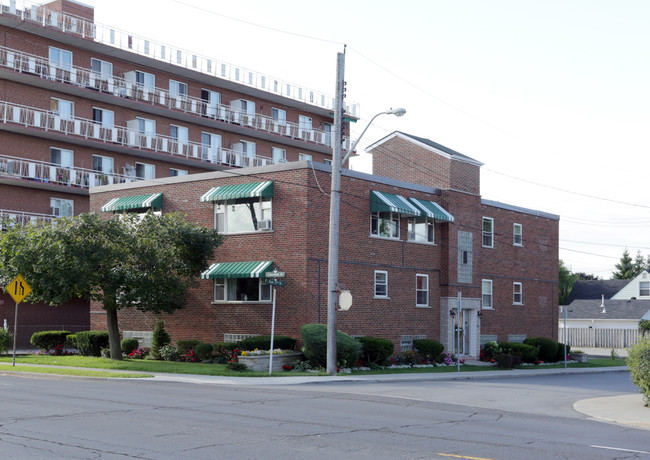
[0,212,223,360]
[576,272,600,280]
[613,249,636,279]
[559,260,578,305]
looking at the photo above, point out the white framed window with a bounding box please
[323,158,332,165]
[136,117,156,134]
[323,122,333,146]
[271,108,287,126]
[201,89,221,117]
[135,162,155,180]
[408,216,434,243]
[201,132,222,162]
[240,140,256,159]
[513,223,523,246]
[50,98,74,120]
[50,198,73,218]
[169,80,188,99]
[416,274,429,307]
[482,217,494,248]
[298,153,312,161]
[90,58,113,79]
[214,197,272,233]
[214,278,271,302]
[48,46,72,70]
[50,148,73,167]
[135,70,155,92]
[272,147,286,163]
[513,282,523,305]
[170,125,189,143]
[298,114,312,139]
[92,108,114,128]
[374,270,388,298]
[169,168,188,177]
[482,279,493,309]
[92,154,113,174]
[371,211,399,239]
[640,281,650,297]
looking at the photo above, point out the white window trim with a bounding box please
[92,107,114,128]
[407,216,435,245]
[513,223,523,246]
[51,97,74,120]
[213,197,272,234]
[298,153,312,161]
[374,270,388,299]
[482,279,493,310]
[482,217,494,248]
[213,278,271,303]
[371,211,400,240]
[169,79,188,98]
[513,282,523,305]
[640,281,650,297]
[415,274,429,307]
[135,162,155,180]
[50,197,74,218]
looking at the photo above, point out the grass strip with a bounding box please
[0,363,152,378]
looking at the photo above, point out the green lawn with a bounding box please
[0,354,628,378]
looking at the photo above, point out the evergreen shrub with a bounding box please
[76,331,109,357]
[120,338,140,355]
[151,319,171,359]
[194,342,214,360]
[30,330,71,351]
[499,342,538,363]
[523,337,559,362]
[413,339,444,363]
[237,335,297,351]
[176,340,201,354]
[358,336,394,366]
[300,324,360,368]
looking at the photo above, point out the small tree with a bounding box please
[151,319,171,359]
[613,250,636,280]
[0,212,223,360]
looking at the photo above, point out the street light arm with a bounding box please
[341,108,406,165]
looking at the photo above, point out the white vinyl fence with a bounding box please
[559,328,642,348]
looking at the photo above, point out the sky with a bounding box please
[81,0,650,278]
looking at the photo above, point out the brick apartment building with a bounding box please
[0,0,355,345]
[88,132,560,356]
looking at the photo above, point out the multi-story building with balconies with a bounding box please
[0,0,356,345]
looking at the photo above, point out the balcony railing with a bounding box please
[0,208,56,226]
[0,0,360,118]
[0,153,139,188]
[0,44,345,151]
[0,100,277,168]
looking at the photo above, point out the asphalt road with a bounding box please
[0,372,647,459]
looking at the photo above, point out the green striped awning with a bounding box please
[370,191,420,216]
[100,193,163,212]
[200,181,274,202]
[200,261,273,279]
[409,198,455,222]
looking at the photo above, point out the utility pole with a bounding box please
[326,50,345,376]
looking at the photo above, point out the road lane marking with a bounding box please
[437,453,495,460]
[591,445,650,455]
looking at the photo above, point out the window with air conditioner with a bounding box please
[214,197,272,233]
[50,198,74,218]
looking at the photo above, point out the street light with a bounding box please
[326,51,406,376]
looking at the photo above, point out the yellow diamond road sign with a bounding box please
[5,274,31,304]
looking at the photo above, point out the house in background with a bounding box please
[89,132,560,356]
[559,271,650,348]
[0,0,354,345]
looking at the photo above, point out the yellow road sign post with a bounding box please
[4,274,32,367]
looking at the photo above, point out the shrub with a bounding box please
[213,342,238,363]
[120,338,140,355]
[413,339,444,363]
[158,344,180,361]
[176,340,201,354]
[301,324,361,368]
[225,361,248,372]
[194,342,214,361]
[627,339,650,405]
[151,319,171,359]
[554,342,571,362]
[358,336,394,366]
[482,341,502,361]
[0,329,12,354]
[30,330,70,351]
[499,342,538,363]
[237,335,297,351]
[495,353,522,369]
[66,334,77,349]
[523,337,559,362]
[76,331,109,357]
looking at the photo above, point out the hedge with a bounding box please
[627,339,650,405]
[120,338,140,355]
[76,331,109,357]
[300,324,360,368]
[523,337,559,362]
[413,339,444,362]
[358,336,394,366]
[498,342,538,363]
[30,330,70,351]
